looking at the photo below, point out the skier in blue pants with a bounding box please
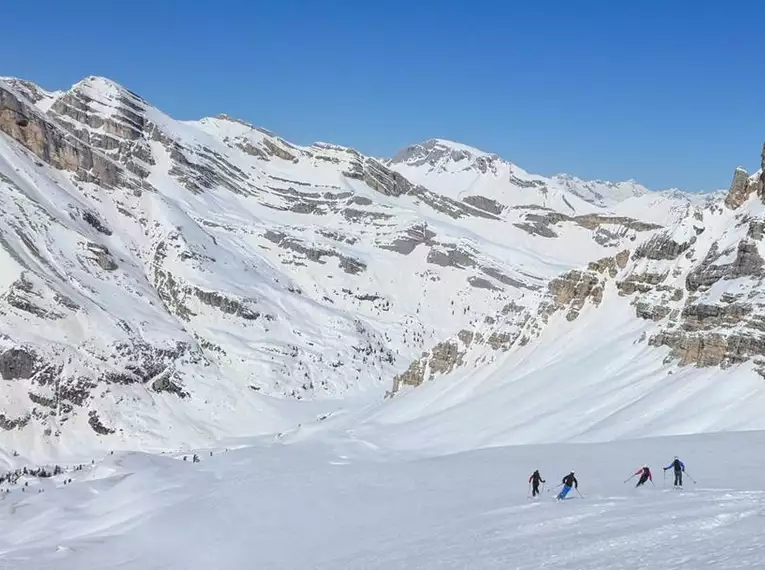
[663,457,685,487]
[557,471,578,500]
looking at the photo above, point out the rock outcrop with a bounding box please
[513,209,662,243]
[686,240,764,292]
[542,252,630,322]
[724,143,765,210]
[724,167,755,209]
[0,348,38,380]
[391,341,465,393]
[0,85,121,187]
[634,233,693,261]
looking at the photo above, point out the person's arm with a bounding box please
[680,461,685,471]
[573,477,578,488]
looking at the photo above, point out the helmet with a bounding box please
[570,470,575,474]
[674,456,678,459]
[643,464,648,468]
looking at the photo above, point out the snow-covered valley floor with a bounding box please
[0,430,764,569]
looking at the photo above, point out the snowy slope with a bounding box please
[363,282,765,454]
[0,431,763,569]
[374,184,765,454]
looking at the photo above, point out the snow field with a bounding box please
[0,430,763,569]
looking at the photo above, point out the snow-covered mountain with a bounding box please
[389,138,651,212]
[0,75,762,461]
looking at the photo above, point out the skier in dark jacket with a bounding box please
[528,470,545,497]
[663,457,685,487]
[634,465,652,487]
[557,471,578,500]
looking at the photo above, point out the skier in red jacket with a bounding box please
[634,465,652,487]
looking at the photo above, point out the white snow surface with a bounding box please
[0,430,763,569]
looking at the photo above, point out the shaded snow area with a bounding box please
[1,431,764,569]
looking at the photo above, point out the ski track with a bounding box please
[0,431,763,569]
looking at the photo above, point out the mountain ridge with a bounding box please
[11,74,699,202]
[0,73,762,463]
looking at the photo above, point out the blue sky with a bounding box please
[5,0,765,190]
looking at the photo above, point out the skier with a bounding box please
[528,470,545,497]
[557,471,578,500]
[634,465,652,487]
[663,456,685,487]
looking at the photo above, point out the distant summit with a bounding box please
[390,138,503,176]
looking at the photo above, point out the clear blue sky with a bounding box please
[5,0,765,190]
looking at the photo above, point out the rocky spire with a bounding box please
[724,166,752,209]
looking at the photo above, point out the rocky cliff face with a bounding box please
[0,86,121,188]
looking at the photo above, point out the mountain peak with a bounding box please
[390,138,504,176]
[69,76,147,109]
[393,138,499,160]
[72,75,127,93]
[427,138,497,157]
[388,138,667,209]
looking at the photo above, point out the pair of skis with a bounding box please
[526,483,584,500]
[624,472,655,487]
[662,470,697,487]
[551,483,584,500]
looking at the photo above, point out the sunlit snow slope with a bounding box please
[0,431,763,569]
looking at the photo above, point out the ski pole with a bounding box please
[576,488,584,499]
[684,472,697,484]
[623,474,636,483]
